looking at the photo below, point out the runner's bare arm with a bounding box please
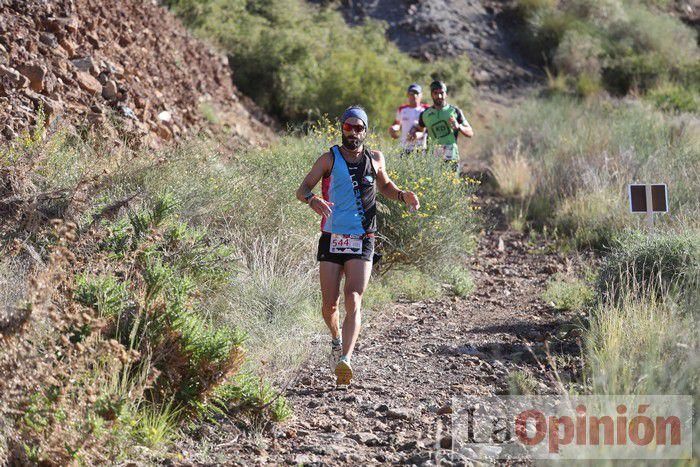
[296,152,334,217]
[371,150,420,211]
[451,109,473,137]
[389,119,400,139]
[457,121,473,137]
[409,110,427,138]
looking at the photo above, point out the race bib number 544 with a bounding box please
[330,234,363,254]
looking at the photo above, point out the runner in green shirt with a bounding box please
[412,80,473,172]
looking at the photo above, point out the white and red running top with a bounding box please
[394,103,430,151]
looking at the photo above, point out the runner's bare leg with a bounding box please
[341,258,372,359]
[319,261,343,339]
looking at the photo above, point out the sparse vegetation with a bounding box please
[483,96,699,244]
[596,230,699,303]
[163,0,472,126]
[0,117,476,462]
[441,266,475,298]
[542,273,594,311]
[485,94,698,440]
[386,268,443,302]
[513,0,700,106]
[507,370,538,395]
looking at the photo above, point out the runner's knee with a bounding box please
[344,290,363,307]
[321,301,339,317]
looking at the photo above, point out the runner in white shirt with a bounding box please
[389,83,429,155]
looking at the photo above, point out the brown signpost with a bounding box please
[629,184,668,230]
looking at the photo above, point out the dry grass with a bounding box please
[490,140,537,200]
[0,258,29,331]
[0,221,136,464]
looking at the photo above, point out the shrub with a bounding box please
[596,230,699,303]
[542,274,594,311]
[512,0,700,97]
[647,84,699,113]
[490,142,536,200]
[602,53,669,95]
[165,0,472,126]
[574,72,602,97]
[200,371,292,426]
[585,290,698,395]
[441,266,475,298]
[74,274,129,318]
[553,30,603,78]
[507,370,539,395]
[386,268,442,302]
[378,151,479,272]
[522,9,577,64]
[553,189,628,249]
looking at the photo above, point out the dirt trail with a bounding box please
[180,196,583,465]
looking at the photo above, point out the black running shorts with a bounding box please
[317,232,375,265]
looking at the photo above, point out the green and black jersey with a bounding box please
[418,104,468,161]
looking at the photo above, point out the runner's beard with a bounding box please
[342,134,364,150]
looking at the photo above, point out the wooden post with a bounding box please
[645,183,654,232]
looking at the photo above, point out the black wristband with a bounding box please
[304,192,315,203]
[398,191,405,203]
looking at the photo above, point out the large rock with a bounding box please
[71,57,98,76]
[17,64,47,92]
[387,408,415,420]
[348,432,380,446]
[101,80,117,100]
[0,65,29,88]
[75,71,101,94]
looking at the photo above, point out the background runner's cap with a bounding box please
[430,80,447,92]
[341,106,368,128]
[407,83,422,94]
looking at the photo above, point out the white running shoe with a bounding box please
[330,337,342,370]
[335,356,353,386]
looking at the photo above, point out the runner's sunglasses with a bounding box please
[342,122,366,133]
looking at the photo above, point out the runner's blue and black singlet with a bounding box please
[321,145,377,235]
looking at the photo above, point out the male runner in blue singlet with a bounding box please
[296,106,420,386]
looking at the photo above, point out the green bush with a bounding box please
[377,150,479,271]
[199,371,292,425]
[542,274,594,311]
[164,0,472,126]
[647,84,699,113]
[385,268,442,302]
[480,96,700,244]
[596,230,699,303]
[74,274,129,318]
[602,53,669,95]
[440,266,475,298]
[511,0,700,97]
[507,370,538,395]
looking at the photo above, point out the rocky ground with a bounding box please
[176,196,587,465]
[0,0,274,147]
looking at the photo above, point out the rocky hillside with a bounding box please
[337,0,542,100]
[0,0,274,147]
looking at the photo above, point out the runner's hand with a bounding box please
[449,116,459,130]
[309,196,333,218]
[404,191,420,212]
